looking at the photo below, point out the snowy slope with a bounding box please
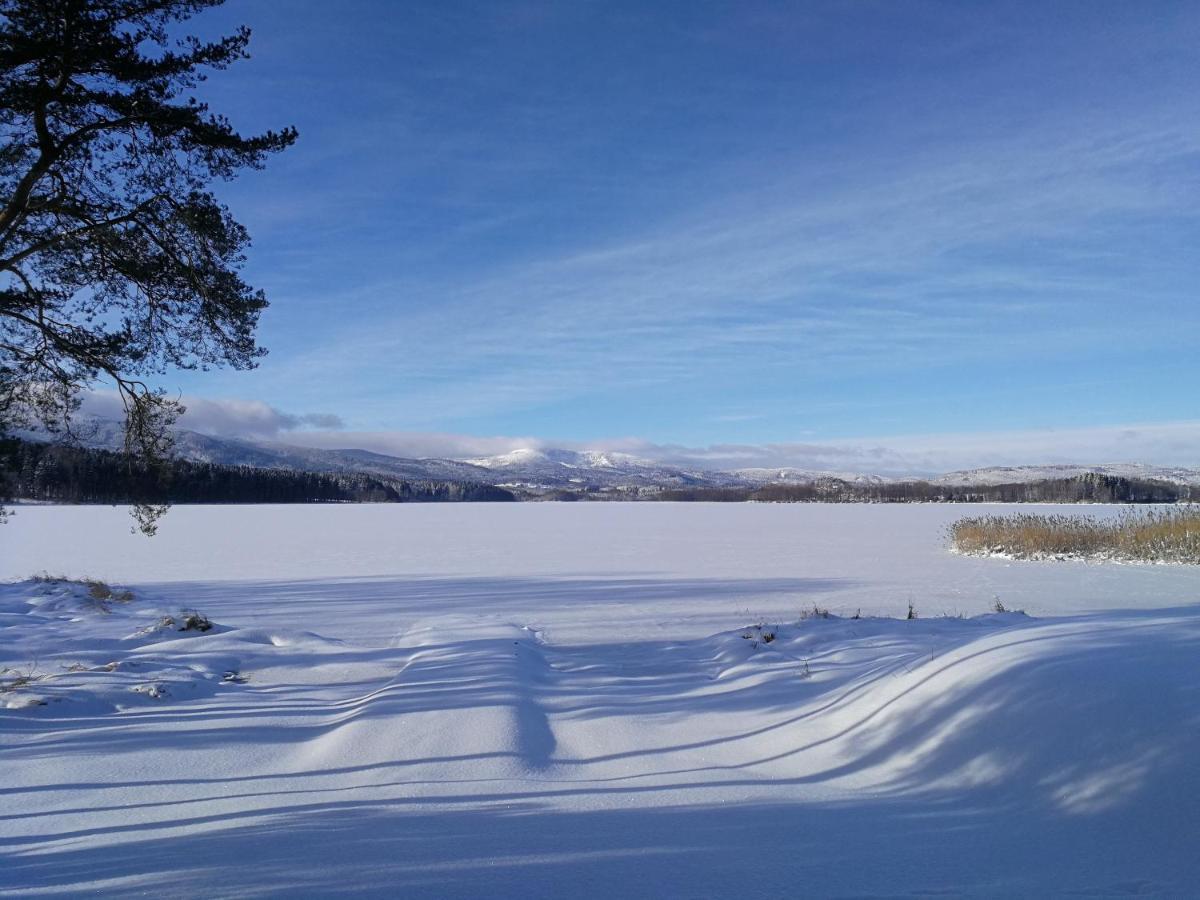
[15,420,740,489]
[1,504,1199,897]
[14,417,506,483]
[462,446,738,488]
[734,466,892,485]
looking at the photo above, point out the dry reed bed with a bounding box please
[949,508,1200,564]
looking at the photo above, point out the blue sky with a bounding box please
[144,1,1200,470]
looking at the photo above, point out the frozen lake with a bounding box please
[3,503,1199,897]
[2,503,1197,645]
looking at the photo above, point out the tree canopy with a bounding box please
[0,0,295,531]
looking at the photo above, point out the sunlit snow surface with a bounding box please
[2,504,1198,898]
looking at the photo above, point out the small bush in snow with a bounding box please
[741,623,777,648]
[85,580,133,604]
[179,611,213,632]
[1,661,44,693]
[31,572,68,584]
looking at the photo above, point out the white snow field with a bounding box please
[1,503,1198,898]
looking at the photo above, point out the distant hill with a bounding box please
[734,467,891,486]
[934,464,1200,487]
[16,419,745,491]
[15,418,504,482]
[463,447,739,489]
[0,437,516,505]
[12,416,1200,496]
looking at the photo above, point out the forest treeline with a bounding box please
[0,439,516,505]
[655,473,1196,504]
[4,438,1194,506]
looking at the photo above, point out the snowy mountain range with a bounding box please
[461,447,732,489]
[14,419,741,490]
[15,417,1200,492]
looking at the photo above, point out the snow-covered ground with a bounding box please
[2,504,1198,897]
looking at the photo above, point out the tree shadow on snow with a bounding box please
[1,602,1198,898]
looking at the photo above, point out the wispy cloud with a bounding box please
[249,108,1200,428]
[80,391,344,441]
[163,389,1200,475]
[164,2,1200,444]
[280,429,542,461]
[624,420,1200,475]
[337,419,1200,475]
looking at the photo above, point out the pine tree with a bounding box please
[0,0,295,530]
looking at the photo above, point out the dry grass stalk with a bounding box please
[950,508,1200,564]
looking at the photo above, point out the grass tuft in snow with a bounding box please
[950,507,1200,564]
[30,574,134,612]
[86,581,134,604]
[1,660,45,695]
